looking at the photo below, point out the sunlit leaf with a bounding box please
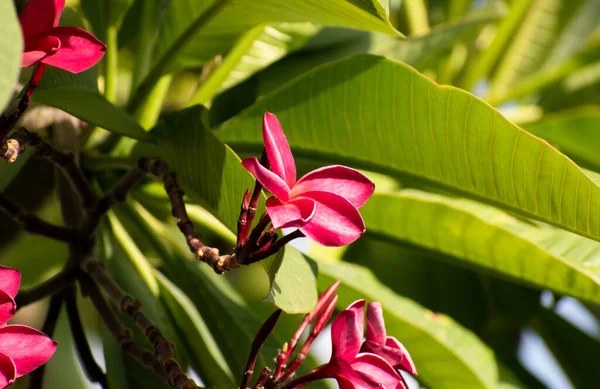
[0,1,23,113]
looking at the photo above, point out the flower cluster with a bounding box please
[242,112,374,246]
[0,266,56,388]
[20,0,106,73]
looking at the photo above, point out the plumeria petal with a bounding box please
[297,191,366,246]
[0,352,16,389]
[366,302,386,345]
[265,197,315,229]
[0,291,16,326]
[21,35,61,67]
[19,0,65,39]
[331,310,362,362]
[293,165,375,208]
[346,300,365,339]
[361,339,417,375]
[262,112,296,187]
[40,27,106,73]
[242,157,290,200]
[352,353,406,389]
[0,325,57,377]
[385,337,417,375]
[0,266,21,299]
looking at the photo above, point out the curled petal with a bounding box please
[263,112,296,187]
[346,300,365,339]
[331,310,362,361]
[41,27,106,73]
[326,358,372,389]
[0,291,16,326]
[298,191,366,246]
[242,157,290,200]
[265,197,315,229]
[21,35,61,67]
[361,339,417,375]
[0,352,16,389]
[0,325,57,377]
[19,0,65,39]
[0,266,21,299]
[293,165,374,208]
[366,302,386,345]
[351,353,406,389]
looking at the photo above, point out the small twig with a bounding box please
[83,261,200,389]
[236,189,251,249]
[248,230,305,264]
[28,291,64,389]
[64,284,108,389]
[240,309,282,389]
[5,128,96,209]
[251,367,272,389]
[240,150,268,245]
[16,266,78,308]
[0,64,47,140]
[0,192,80,243]
[237,213,271,265]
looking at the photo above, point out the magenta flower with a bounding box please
[20,0,106,73]
[301,300,414,389]
[242,112,375,246]
[0,266,57,388]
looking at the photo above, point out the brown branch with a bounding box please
[16,266,78,308]
[6,127,96,209]
[83,261,200,389]
[64,284,108,388]
[0,192,80,243]
[0,64,47,140]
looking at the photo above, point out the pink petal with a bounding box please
[293,165,375,208]
[322,358,369,389]
[19,0,65,39]
[265,197,315,229]
[0,266,21,299]
[0,325,57,377]
[331,310,362,362]
[351,353,406,389]
[386,337,417,375]
[21,35,61,67]
[297,191,366,246]
[346,300,365,340]
[242,157,290,200]
[41,27,106,73]
[0,352,16,389]
[0,291,16,326]
[262,112,296,187]
[366,302,386,345]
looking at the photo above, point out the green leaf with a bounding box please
[187,23,319,106]
[360,190,600,304]
[32,67,149,141]
[155,270,236,388]
[533,308,600,388]
[139,105,317,313]
[217,54,600,244]
[317,260,499,389]
[0,1,23,113]
[155,0,399,74]
[524,107,600,171]
[81,0,135,38]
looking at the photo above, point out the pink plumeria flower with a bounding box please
[0,266,57,388]
[358,301,417,375]
[310,300,410,389]
[242,112,375,246]
[20,0,106,73]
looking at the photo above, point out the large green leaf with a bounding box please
[209,8,503,125]
[155,0,399,74]
[317,260,499,389]
[217,54,600,244]
[524,108,600,171]
[140,105,317,313]
[361,190,600,304]
[32,67,149,141]
[0,1,23,114]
